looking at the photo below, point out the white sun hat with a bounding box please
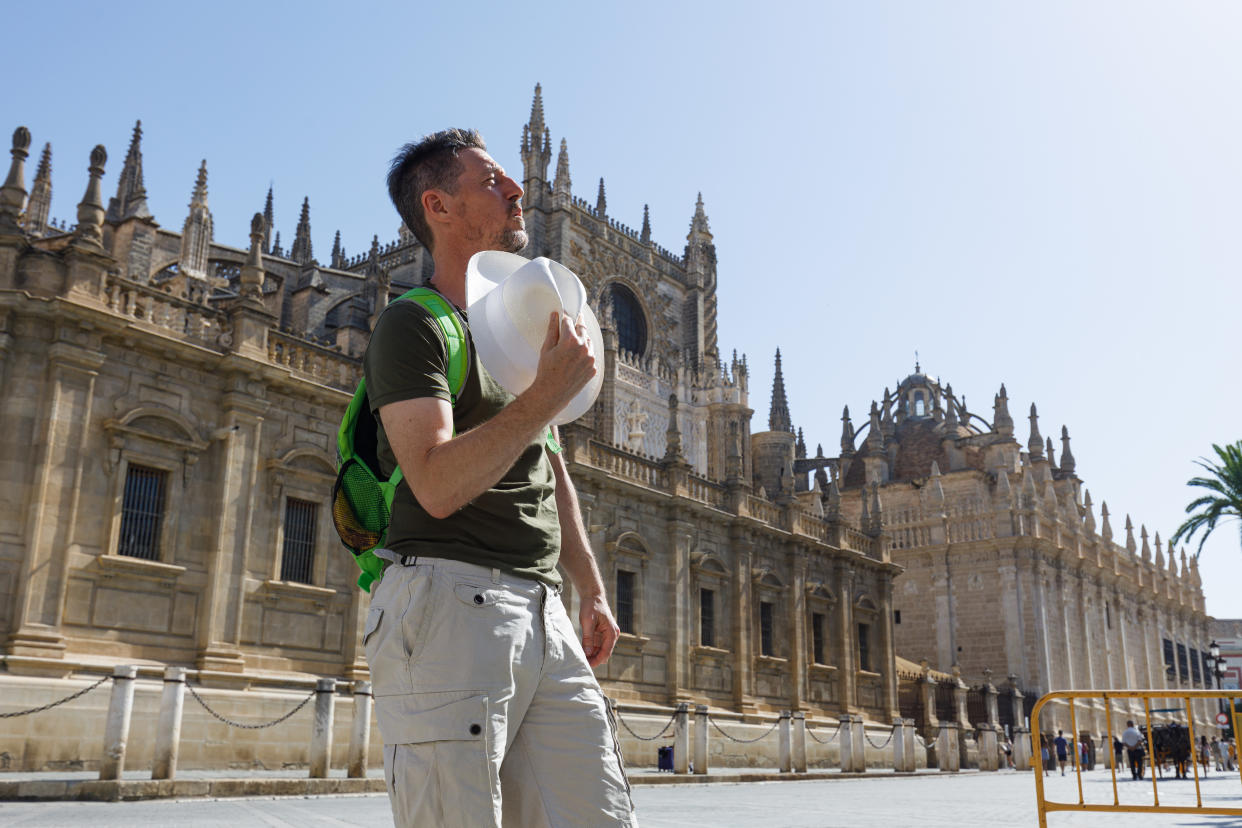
[466,251,604,425]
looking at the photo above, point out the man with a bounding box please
[1122,720,1145,780]
[1054,730,1070,775]
[362,128,636,827]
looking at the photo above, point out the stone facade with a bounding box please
[780,364,1215,738]
[0,87,899,771]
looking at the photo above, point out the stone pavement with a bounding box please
[1,768,1240,826]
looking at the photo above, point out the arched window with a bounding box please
[609,283,647,357]
[913,391,925,417]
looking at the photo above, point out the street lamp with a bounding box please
[1208,640,1227,725]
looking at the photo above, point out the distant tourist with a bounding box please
[1198,735,1211,776]
[1054,730,1070,776]
[1122,720,1145,780]
[1211,736,1224,772]
[1040,735,1051,777]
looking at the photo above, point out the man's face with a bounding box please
[442,147,527,254]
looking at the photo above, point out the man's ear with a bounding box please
[423,189,451,228]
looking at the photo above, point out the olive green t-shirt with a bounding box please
[363,296,562,586]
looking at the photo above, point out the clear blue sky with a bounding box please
[11,1,1242,617]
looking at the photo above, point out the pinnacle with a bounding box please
[769,348,793,432]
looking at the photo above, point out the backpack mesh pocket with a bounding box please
[332,458,390,555]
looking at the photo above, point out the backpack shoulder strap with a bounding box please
[391,287,469,403]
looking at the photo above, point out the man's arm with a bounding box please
[380,312,595,519]
[548,427,619,668]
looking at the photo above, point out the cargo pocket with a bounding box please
[377,693,497,827]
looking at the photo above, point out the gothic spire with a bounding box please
[688,191,712,239]
[1045,436,1056,469]
[291,196,313,264]
[553,138,571,203]
[1,127,31,235]
[866,401,884,452]
[595,178,606,217]
[1060,425,1076,473]
[239,213,266,301]
[640,204,651,244]
[992,383,1014,437]
[180,160,213,278]
[24,142,52,236]
[1101,500,1113,543]
[271,230,283,258]
[840,406,855,454]
[1140,524,1151,563]
[106,120,151,222]
[520,84,553,190]
[261,185,274,254]
[880,388,895,439]
[768,349,793,432]
[1083,490,1095,532]
[1125,515,1136,555]
[1028,403,1043,458]
[796,427,807,459]
[331,230,343,268]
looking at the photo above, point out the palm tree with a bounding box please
[1171,441,1242,556]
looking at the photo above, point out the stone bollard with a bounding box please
[937,722,960,772]
[1012,727,1031,771]
[100,665,137,781]
[693,705,708,775]
[348,681,372,778]
[903,718,918,771]
[673,702,689,774]
[838,715,854,772]
[891,718,908,772]
[792,712,807,773]
[152,667,187,780]
[976,724,998,771]
[851,717,867,772]
[309,679,336,779]
[779,711,792,773]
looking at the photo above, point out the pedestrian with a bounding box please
[1122,720,1145,780]
[1040,735,1051,777]
[1198,734,1211,777]
[363,129,635,827]
[1002,737,1014,770]
[1054,730,1070,776]
[1211,736,1224,772]
[1229,738,1237,771]
[1113,735,1124,771]
[1080,737,1090,771]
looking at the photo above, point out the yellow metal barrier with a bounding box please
[1031,688,1242,827]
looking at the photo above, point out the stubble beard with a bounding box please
[495,227,528,253]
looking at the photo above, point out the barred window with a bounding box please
[1163,638,1175,679]
[1190,646,1202,684]
[118,464,167,560]
[760,601,775,657]
[609,283,647,357]
[280,498,318,584]
[858,622,872,672]
[616,570,635,634]
[1177,643,1189,683]
[700,588,715,648]
[812,612,826,665]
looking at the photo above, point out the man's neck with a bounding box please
[428,249,470,310]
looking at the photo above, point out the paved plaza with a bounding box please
[2,769,1241,827]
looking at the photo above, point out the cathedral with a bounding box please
[776,363,1214,736]
[0,87,904,770]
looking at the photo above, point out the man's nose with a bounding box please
[502,173,523,201]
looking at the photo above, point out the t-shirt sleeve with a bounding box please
[364,300,453,412]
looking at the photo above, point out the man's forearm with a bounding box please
[550,447,606,597]
[386,390,555,519]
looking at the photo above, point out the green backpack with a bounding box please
[331,287,468,593]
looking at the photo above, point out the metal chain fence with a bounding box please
[709,716,779,744]
[914,733,931,749]
[806,722,841,744]
[615,709,679,741]
[186,683,316,730]
[865,728,895,750]
[0,675,112,718]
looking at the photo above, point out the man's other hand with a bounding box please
[578,592,620,668]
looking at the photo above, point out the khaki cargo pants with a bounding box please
[364,556,638,828]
